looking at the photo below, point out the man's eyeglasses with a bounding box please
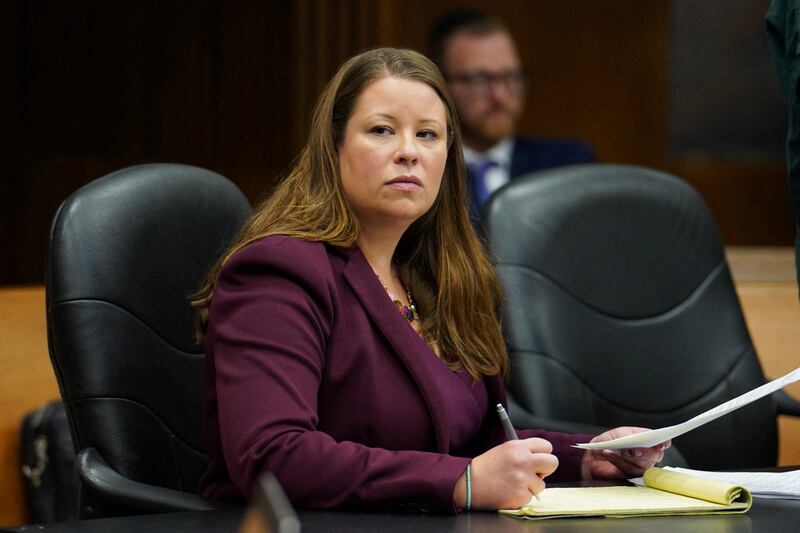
[447,70,528,96]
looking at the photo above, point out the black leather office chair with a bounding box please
[46,163,252,518]
[485,164,800,470]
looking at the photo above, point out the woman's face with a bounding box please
[338,76,448,234]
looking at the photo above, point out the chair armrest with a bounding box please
[775,388,800,417]
[505,394,689,468]
[76,447,220,513]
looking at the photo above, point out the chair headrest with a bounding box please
[485,164,724,318]
[47,163,253,352]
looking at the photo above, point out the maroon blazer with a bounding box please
[198,235,591,512]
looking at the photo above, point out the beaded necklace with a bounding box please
[378,277,419,323]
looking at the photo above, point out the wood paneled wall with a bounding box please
[0,287,59,526]
[2,0,794,284]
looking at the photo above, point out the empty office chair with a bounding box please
[485,164,800,470]
[46,163,252,517]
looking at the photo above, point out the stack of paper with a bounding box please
[657,467,800,500]
[502,467,751,520]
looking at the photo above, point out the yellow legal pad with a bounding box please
[501,467,752,520]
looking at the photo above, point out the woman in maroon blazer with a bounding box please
[192,48,668,513]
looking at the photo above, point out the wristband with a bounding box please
[465,462,472,511]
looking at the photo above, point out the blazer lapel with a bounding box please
[342,248,452,453]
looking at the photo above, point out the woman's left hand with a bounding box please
[580,427,670,480]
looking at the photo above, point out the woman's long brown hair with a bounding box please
[193,48,507,380]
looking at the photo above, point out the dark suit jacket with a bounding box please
[198,235,591,512]
[767,0,800,291]
[510,135,596,178]
[469,135,596,222]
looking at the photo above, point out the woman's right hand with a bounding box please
[453,438,558,511]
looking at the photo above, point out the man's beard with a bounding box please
[467,106,518,146]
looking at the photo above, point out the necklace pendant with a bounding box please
[378,275,419,323]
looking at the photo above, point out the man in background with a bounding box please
[428,8,595,219]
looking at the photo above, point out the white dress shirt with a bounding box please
[462,137,515,195]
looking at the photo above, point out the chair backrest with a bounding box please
[46,164,252,495]
[485,164,777,469]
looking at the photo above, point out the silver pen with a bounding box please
[496,403,542,502]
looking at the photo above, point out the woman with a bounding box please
[193,48,668,513]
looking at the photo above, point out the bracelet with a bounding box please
[465,462,472,511]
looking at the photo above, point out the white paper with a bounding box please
[629,467,800,500]
[574,366,800,450]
